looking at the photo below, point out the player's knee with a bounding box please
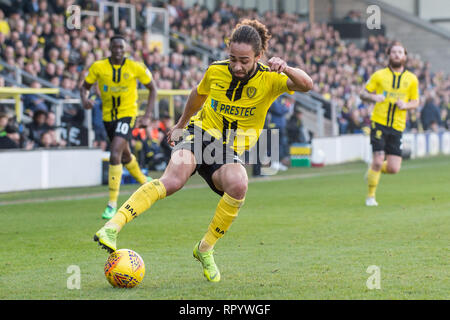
[109,151,122,165]
[387,165,400,174]
[371,162,383,172]
[225,178,248,199]
[160,176,186,196]
[121,151,132,164]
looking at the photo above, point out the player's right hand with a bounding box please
[373,94,386,103]
[267,57,287,73]
[83,100,95,110]
[167,123,185,147]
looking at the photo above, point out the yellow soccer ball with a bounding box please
[104,249,145,288]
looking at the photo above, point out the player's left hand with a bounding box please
[166,122,186,147]
[268,57,287,73]
[396,99,407,110]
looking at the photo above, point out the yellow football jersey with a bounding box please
[190,60,294,153]
[85,58,152,121]
[365,67,419,132]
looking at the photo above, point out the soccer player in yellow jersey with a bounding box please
[360,42,419,206]
[94,20,313,282]
[80,35,157,219]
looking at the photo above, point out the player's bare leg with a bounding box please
[384,154,402,174]
[158,149,197,196]
[107,148,196,233]
[94,149,196,252]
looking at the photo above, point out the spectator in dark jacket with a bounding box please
[269,98,289,129]
[23,81,49,115]
[27,109,48,145]
[287,108,309,144]
[268,98,290,169]
[421,96,441,131]
[0,125,20,149]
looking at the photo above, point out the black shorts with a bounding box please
[172,124,243,196]
[103,117,135,142]
[370,121,403,156]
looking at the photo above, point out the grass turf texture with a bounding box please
[0,156,449,299]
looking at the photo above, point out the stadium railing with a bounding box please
[137,88,191,120]
[0,59,80,99]
[81,1,137,30]
[0,86,191,148]
[0,86,87,146]
[169,30,225,65]
[0,87,60,123]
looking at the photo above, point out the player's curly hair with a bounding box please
[229,19,271,56]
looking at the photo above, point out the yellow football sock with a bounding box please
[108,163,123,207]
[124,154,147,184]
[202,193,245,248]
[109,179,166,229]
[381,161,388,174]
[367,168,381,198]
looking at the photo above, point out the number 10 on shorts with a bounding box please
[116,121,129,135]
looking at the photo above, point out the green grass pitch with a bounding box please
[0,156,449,300]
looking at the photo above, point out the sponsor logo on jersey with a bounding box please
[210,99,255,117]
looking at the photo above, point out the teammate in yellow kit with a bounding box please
[94,20,313,282]
[80,35,157,219]
[360,41,419,206]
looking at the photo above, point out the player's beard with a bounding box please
[389,57,406,69]
[230,63,257,81]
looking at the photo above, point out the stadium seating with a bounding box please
[0,0,448,153]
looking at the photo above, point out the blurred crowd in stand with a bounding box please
[0,1,448,170]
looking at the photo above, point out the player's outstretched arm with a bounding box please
[141,81,157,127]
[80,81,94,110]
[267,57,313,93]
[360,88,385,104]
[167,87,208,145]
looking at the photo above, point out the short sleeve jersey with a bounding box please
[191,60,294,153]
[85,58,152,121]
[365,67,419,132]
